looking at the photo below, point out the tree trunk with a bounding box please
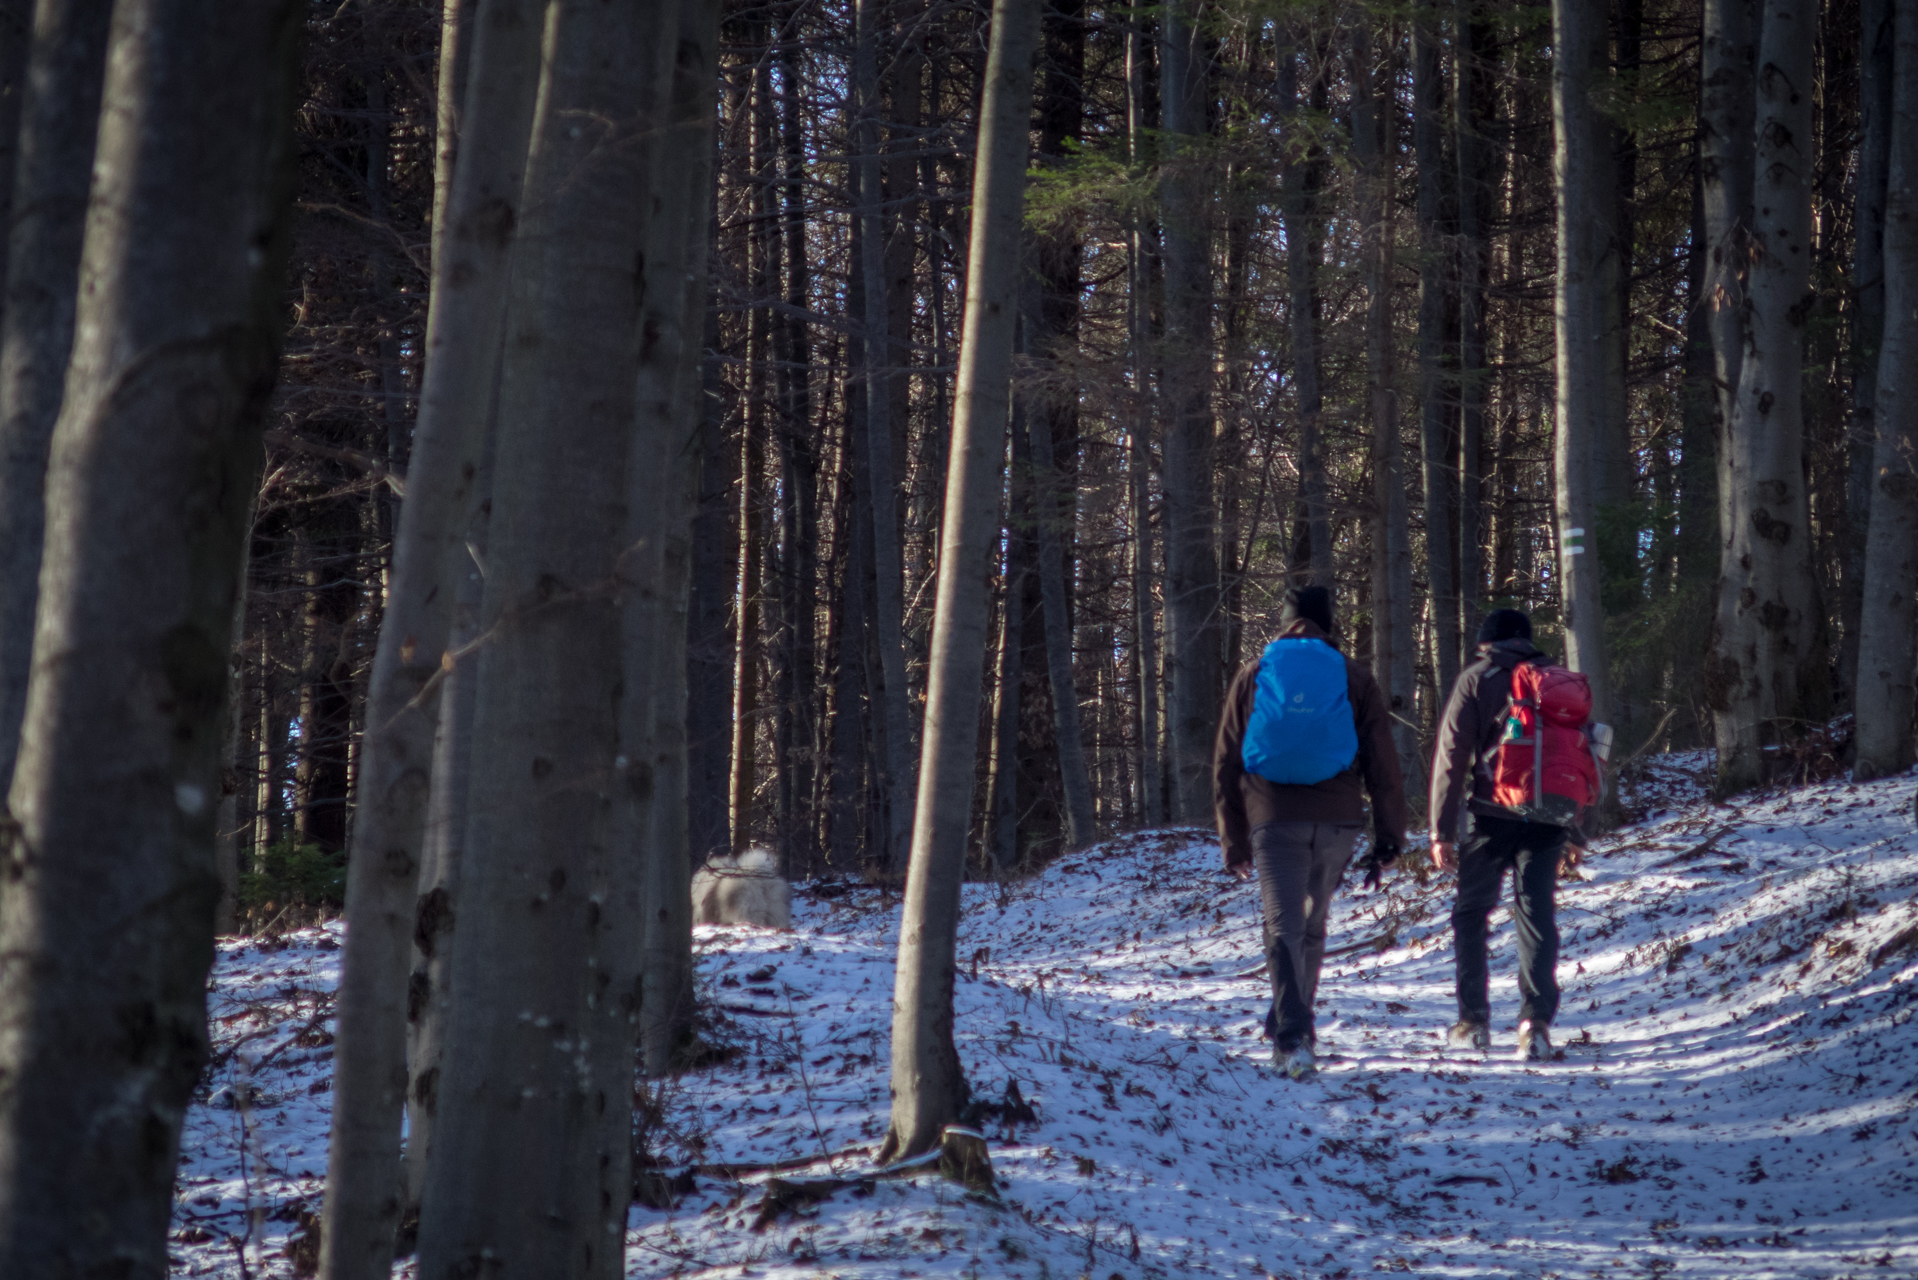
[1453,5,1495,638]
[1125,8,1162,824]
[1352,23,1417,783]
[880,0,1041,1165]
[1707,0,1827,794]
[1415,2,1460,698]
[1855,0,1918,780]
[412,5,674,1275]
[1700,0,1757,567]
[1550,0,1616,738]
[686,291,733,869]
[629,0,718,1075]
[319,0,542,1270]
[0,0,109,802]
[1280,34,1331,588]
[984,547,1024,868]
[1028,364,1096,849]
[1677,143,1721,598]
[1843,0,1894,709]
[0,0,300,1270]
[774,7,818,875]
[398,479,485,1238]
[1158,0,1220,822]
[855,0,914,871]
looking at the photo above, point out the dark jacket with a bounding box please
[1428,637,1549,843]
[1213,618,1410,872]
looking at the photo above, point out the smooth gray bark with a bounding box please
[0,0,110,803]
[1159,0,1220,821]
[413,4,673,1275]
[1855,0,1918,779]
[398,504,483,1234]
[628,0,718,1076]
[880,0,1041,1164]
[1550,0,1616,733]
[855,0,914,871]
[1843,0,1894,708]
[1700,0,1756,559]
[318,1,542,1272]
[0,0,300,1271]
[396,0,489,1232]
[1708,0,1825,794]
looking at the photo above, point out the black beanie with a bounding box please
[1281,585,1335,634]
[1477,608,1532,644]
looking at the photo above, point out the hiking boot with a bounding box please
[1274,1044,1318,1081]
[1447,1020,1491,1053]
[1516,1019,1552,1063]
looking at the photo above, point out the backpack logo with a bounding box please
[1241,638,1359,785]
[1488,660,1603,825]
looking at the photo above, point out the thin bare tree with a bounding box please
[881,0,1043,1163]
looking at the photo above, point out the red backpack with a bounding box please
[1488,660,1600,826]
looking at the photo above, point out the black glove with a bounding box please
[1357,843,1399,893]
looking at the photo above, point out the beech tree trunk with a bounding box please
[1843,0,1894,708]
[1159,0,1220,821]
[1551,0,1616,734]
[1855,0,1918,780]
[319,0,543,1271]
[629,0,719,1075]
[880,0,1041,1164]
[0,0,301,1272]
[1700,0,1757,566]
[1707,0,1827,794]
[410,4,674,1274]
[0,0,111,800]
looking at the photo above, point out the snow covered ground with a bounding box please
[172,757,1918,1278]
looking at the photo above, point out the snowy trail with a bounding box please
[171,761,1918,1278]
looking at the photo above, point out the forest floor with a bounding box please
[171,754,1918,1279]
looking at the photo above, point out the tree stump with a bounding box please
[938,1125,994,1193]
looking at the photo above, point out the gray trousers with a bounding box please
[1252,821,1359,1051]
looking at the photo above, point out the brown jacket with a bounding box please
[1212,619,1410,872]
[1428,637,1547,842]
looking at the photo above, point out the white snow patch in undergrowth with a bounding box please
[172,758,1918,1279]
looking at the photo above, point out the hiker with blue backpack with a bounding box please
[1213,586,1409,1081]
[1429,608,1607,1063]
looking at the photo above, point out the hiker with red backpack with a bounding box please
[1214,586,1409,1081]
[1430,608,1606,1063]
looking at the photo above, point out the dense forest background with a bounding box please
[3,0,1913,1274]
[233,0,1882,929]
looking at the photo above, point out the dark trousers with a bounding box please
[1452,813,1565,1027]
[1252,822,1358,1051]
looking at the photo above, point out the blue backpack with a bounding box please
[1241,638,1359,784]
